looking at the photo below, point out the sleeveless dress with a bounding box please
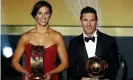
[24,43,58,80]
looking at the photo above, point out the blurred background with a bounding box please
[1,0,133,80]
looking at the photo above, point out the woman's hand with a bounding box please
[44,72,52,80]
[81,77,93,80]
[24,70,32,80]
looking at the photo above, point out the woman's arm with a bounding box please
[49,32,69,75]
[11,34,30,76]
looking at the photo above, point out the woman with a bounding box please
[12,1,68,80]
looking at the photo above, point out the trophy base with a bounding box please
[87,78,109,80]
[30,73,44,80]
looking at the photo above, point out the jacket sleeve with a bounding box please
[106,38,120,80]
[67,40,82,80]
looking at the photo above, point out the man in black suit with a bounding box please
[68,6,119,80]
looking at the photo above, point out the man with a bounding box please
[68,6,119,80]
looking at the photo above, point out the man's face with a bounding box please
[35,6,51,26]
[80,13,97,36]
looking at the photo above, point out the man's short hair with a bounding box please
[80,6,98,20]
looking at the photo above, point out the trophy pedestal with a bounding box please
[87,78,109,80]
[30,73,44,80]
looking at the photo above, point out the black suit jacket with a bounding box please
[68,30,119,80]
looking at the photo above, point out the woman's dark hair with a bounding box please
[31,0,52,18]
[80,6,98,20]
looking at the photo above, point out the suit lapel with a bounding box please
[78,34,89,62]
[95,30,104,58]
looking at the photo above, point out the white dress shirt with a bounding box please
[83,30,97,58]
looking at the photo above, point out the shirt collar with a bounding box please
[83,30,97,39]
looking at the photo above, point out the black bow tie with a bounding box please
[84,36,95,42]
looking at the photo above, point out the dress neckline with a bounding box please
[25,43,56,49]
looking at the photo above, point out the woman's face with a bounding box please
[35,6,51,26]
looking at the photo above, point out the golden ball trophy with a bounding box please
[86,56,108,80]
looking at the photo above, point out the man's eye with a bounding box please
[83,19,88,21]
[91,19,96,21]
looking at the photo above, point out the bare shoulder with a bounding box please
[19,29,34,44]
[52,29,63,38]
[50,29,64,42]
[22,28,36,38]
[21,31,30,39]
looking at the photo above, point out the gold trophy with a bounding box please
[86,56,108,80]
[30,46,44,80]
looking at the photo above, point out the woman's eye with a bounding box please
[38,12,42,14]
[45,12,50,15]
